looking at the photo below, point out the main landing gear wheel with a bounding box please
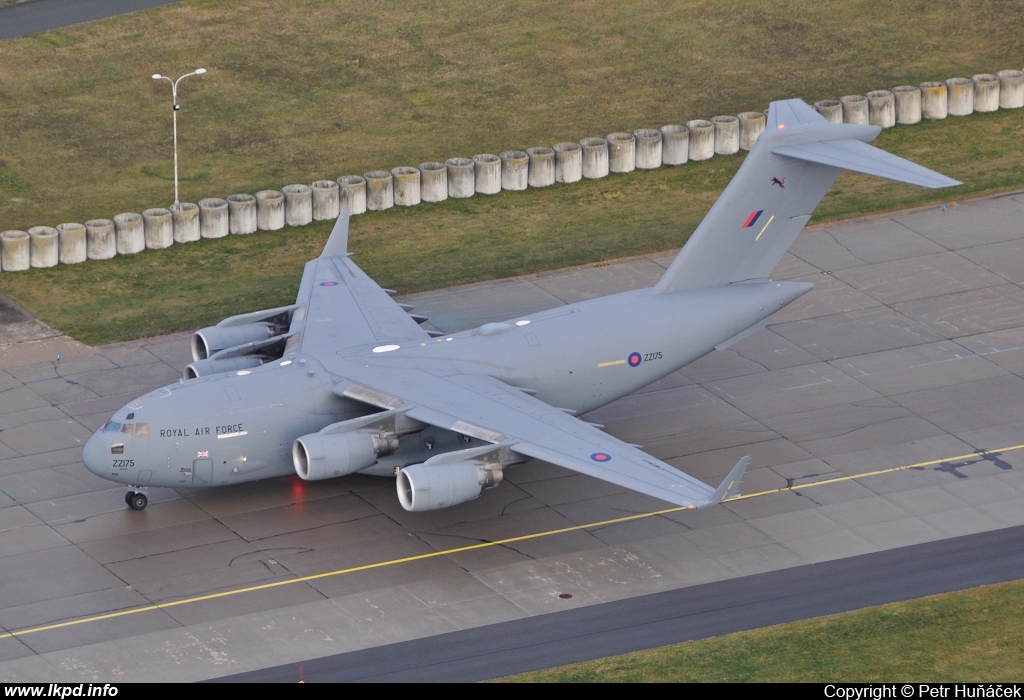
[129,492,148,511]
[125,491,135,505]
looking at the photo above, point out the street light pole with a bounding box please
[151,68,206,205]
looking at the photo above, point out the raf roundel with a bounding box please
[319,281,339,287]
[627,352,642,367]
[590,452,612,463]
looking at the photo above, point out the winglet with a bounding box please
[321,210,350,258]
[707,456,749,505]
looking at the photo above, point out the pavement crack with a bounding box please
[499,493,534,516]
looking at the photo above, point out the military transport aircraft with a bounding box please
[83,98,958,511]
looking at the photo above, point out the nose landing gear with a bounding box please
[125,489,148,510]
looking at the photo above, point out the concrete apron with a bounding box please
[2,192,1024,681]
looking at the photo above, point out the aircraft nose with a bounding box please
[82,431,108,477]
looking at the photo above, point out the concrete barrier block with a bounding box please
[28,226,59,268]
[973,74,999,112]
[840,95,869,124]
[56,223,86,265]
[197,199,227,240]
[553,142,582,183]
[920,81,948,119]
[419,163,448,203]
[392,167,421,206]
[813,100,843,124]
[946,77,974,116]
[997,70,1024,109]
[686,120,714,161]
[659,125,688,165]
[527,147,555,187]
[579,138,609,178]
[866,90,895,128]
[256,190,285,230]
[472,154,501,194]
[445,158,475,198]
[311,180,340,220]
[283,184,313,226]
[113,213,144,255]
[364,171,394,211]
[0,230,29,271]
[712,116,739,155]
[892,86,922,124]
[142,208,173,250]
[85,219,116,260]
[606,133,636,173]
[172,202,201,243]
[227,194,257,235]
[737,112,766,150]
[633,129,662,169]
[337,176,367,214]
[500,151,528,191]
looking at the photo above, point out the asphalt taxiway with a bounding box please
[2,193,1024,681]
[0,0,181,40]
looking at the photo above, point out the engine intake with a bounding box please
[397,461,503,512]
[293,430,398,480]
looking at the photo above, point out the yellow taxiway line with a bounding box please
[2,442,1021,641]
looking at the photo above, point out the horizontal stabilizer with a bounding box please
[653,98,961,295]
[773,139,960,189]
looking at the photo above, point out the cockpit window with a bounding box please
[111,443,124,455]
[103,421,122,432]
[118,422,150,438]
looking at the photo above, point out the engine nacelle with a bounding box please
[191,323,275,361]
[183,356,262,379]
[397,461,503,512]
[293,430,398,481]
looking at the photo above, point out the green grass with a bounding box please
[1,0,1023,231]
[2,0,1024,344]
[1,108,1022,346]
[501,579,1024,682]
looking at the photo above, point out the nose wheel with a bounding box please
[125,490,148,510]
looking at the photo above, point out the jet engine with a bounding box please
[185,304,300,379]
[397,461,503,512]
[183,356,262,379]
[191,323,276,361]
[293,430,398,481]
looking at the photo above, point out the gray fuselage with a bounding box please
[82,280,810,489]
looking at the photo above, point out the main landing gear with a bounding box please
[125,489,148,511]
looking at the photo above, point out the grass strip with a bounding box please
[0,109,1021,345]
[500,579,1024,682]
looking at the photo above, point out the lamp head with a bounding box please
[151,74,162,80]
[195,68,207,75]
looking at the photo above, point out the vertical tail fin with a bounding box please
[652,99,959,295]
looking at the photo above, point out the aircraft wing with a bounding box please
[290,212,431,354]
[340,369,735,507]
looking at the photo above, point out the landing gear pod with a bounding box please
[397,462,503,512]
[293,430,398,480]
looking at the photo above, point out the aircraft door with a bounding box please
[192,459,213,484]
